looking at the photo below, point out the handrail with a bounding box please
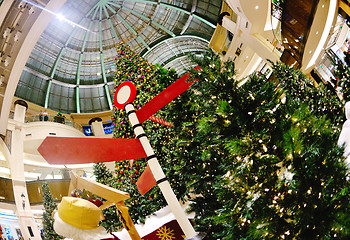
[0,177,71,204]
[271,2,283,43]
[22,114,83,132]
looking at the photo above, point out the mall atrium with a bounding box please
[0,0,348,239]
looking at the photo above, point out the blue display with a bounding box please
[83,121,113,136]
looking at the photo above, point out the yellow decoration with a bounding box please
[116,202,140,240]
[67,171,141,240]
[156,225,175,240]
[57,197,104,230]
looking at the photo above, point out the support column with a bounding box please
[91,121,105,137]
[218,13,279,63]
[7,103,41,240]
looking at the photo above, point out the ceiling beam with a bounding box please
[181,0,197,34]
[163,55,196,75]
[161,50,203,66]
[98,6,113,110]
[107,1,176,37]
[124,0,216,28]
[142,35,209,57]
[44,47,66,108]
[102,5,119,41]
[75,7,100,113]
[24,66,114,88]
[105,4,150,50]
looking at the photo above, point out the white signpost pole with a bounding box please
[115,82,201,240]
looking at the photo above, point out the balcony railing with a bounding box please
[0,177,70,204]
[21,113,83,132]
[272,2,283,21]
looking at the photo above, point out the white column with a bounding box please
[91,121,105,137]
[221,16,279,63]
[8,104,42,240]
[222,16,237,34]
[0,0,68,136]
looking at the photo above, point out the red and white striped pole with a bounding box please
[114,81,200,240]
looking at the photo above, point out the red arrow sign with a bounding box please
[38,137,147,165]
[136,66,200,123]
[136,164,156,195]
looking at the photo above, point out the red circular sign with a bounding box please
[114,81,137,109]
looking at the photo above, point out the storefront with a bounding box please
[314,14,350,86]
[0,211,22,240]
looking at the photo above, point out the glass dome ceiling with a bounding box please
[15,0,221,114]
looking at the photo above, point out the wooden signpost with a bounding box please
[68,171,141,240]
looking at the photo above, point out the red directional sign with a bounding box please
[38,137,147,165]
[136,164,156,195]
[136,66,200,123]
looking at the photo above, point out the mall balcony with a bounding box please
[210,0,340,85]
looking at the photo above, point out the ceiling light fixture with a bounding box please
[255,6,259,10]
[56,13,65,21]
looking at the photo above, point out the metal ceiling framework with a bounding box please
[14,0,221,114]
[123,0,216,28]
[143,35,209,75]
[107,1,176,37]
[44,1,101,112]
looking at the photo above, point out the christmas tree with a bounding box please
[165,50,240,237]
[95,44,350,238]
[42,182,62,240]
[90,163,119,232]
[331,57,350,103]
[168,50,350,239]
[93,162,114,186]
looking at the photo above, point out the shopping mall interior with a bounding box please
[0,0,349,239]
